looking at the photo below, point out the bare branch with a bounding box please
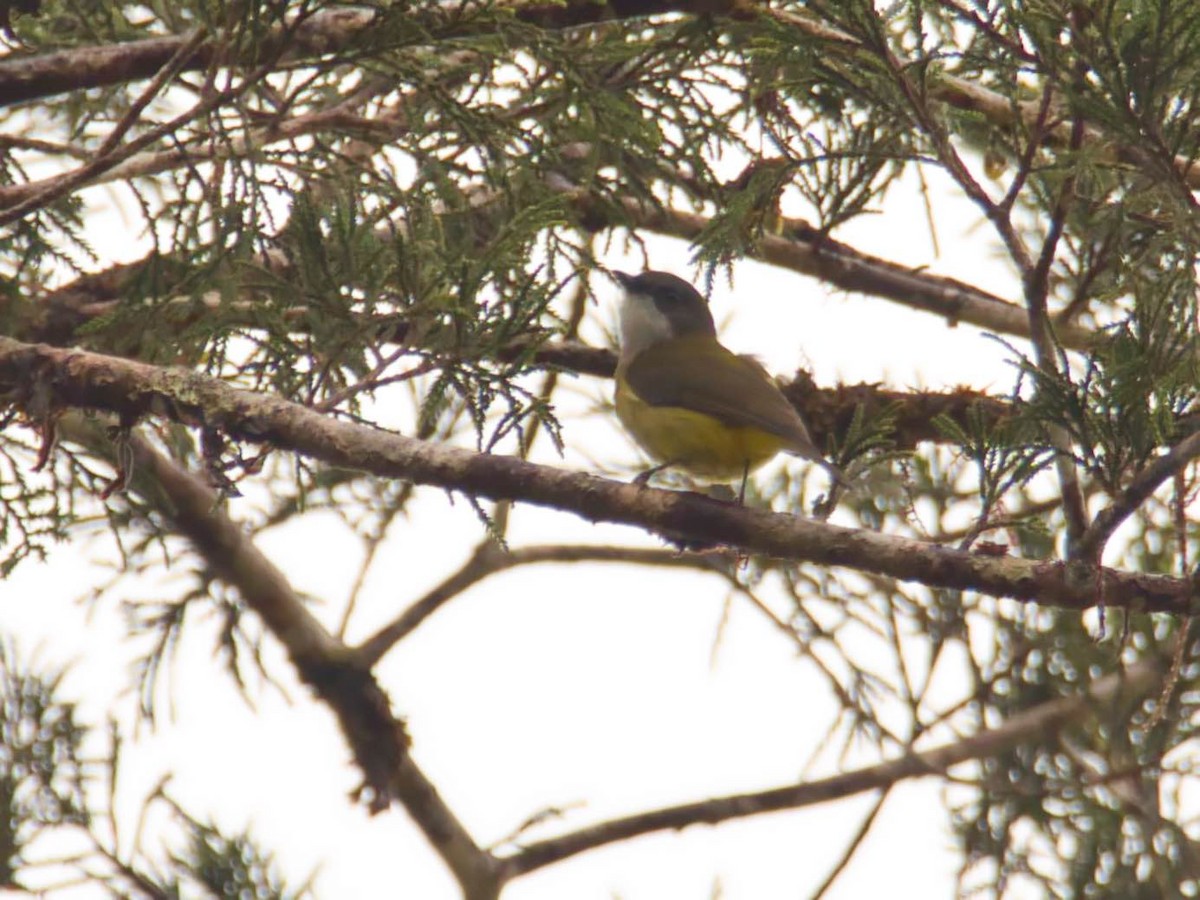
[1074,431,1200,563]
[358,543,715,666]
[809,788,890,900]
[107,430,499,890]
[499,658,1161,877]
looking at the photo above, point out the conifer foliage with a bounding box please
[3,2,1200,896]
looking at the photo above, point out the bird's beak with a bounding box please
[610,270,635,290]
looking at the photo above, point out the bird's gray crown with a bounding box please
[612,270,716,361]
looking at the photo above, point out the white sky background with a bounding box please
[0,151,1047,898]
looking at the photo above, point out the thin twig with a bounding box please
[1073,431,1200,562]
[1022,32,1091,549]
[808,788,891,900]
[1143,471,1198,732]
[97,28,209,159]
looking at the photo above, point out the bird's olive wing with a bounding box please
[623,339,821,458]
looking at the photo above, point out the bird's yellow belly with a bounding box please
[615,383,785,481]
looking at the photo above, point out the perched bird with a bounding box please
[611,270,846,496]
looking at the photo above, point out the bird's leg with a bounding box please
[634,459,676,486]
[737,460,750,505]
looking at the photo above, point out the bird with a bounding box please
[611,269,846,499]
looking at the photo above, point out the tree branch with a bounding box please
[0,72,412,211]
[1019,49,1091,553]
[0,40,276,227]
[1,335,1196,614]
[17,170,1076,355]
[0,2,735,107]
[498,657,1161,877]
[1073,431,1200,563]
[63,421,502,894]
[357,543,715,666]
[558,179,1097,350]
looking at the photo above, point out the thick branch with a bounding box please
[499,657,1161,877]
[9,2,1199,193]
[1,336,1196,614]
[560,181,1097,351]
[0,8,375,106]
[0,2,730,107]
[60,420,500,892]
[14,262,1023,453]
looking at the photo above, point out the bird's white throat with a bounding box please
[617,290,674,362]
